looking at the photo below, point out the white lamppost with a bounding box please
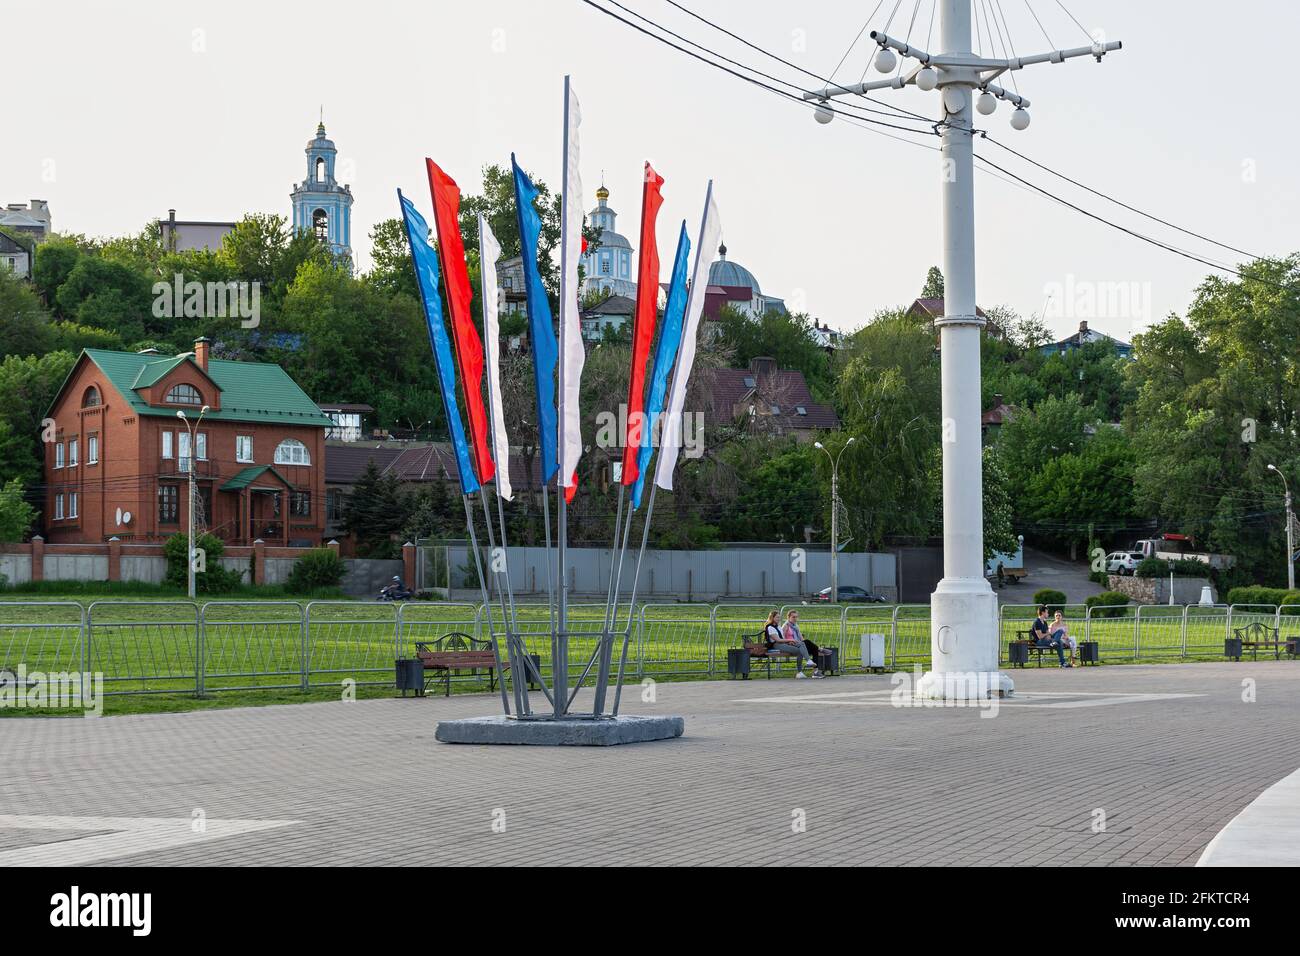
[1267,464,1295,590]
[177,406,210,599]
[805,2,1121,698]
[815,437,854,603]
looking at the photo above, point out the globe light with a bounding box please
[814,103,835,125]
[915,67,938,91]
[874,48,897,73]
[977,91,997,115]
[1010,107,1031,130]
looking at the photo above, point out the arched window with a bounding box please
[165,383,202,405]
[82,386,101,408]
[274,439,311,466]
[315,157,326,183]
[313,209,329,241]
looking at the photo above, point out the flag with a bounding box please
[621,162,664,486]
[426,159,495,485]
[478,214,512,501]
[558,77,585,496]
[397,189,479,495]
[655,181,721,492]
[631,221,690,509]
[511,154,559,485]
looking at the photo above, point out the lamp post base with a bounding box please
[916,577,1015,700]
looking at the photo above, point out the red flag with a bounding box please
[621,162,664,485]
[426,159,495,484]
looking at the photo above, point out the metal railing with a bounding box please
[1,600,1294,698]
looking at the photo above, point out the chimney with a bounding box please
[993,393,1004,407]
[750,356,777,377]
[1079,320,1089,334]
[193,336,210,371]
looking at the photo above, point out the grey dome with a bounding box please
[708,248,761,295]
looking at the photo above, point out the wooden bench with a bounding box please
[735,631,832,679]
[1227,622,1286,661]
[415,632,509,697]
[1008,629,1071,668]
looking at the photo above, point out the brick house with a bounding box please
[42,338,332,546]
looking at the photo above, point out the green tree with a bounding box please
[715,305,832,401]
[0,268,55,358]
[0,478,36,542]
[342,460,406,557]
[0,350,77,487]
[921,265,944,299]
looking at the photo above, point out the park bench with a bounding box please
[1007,629,1094,667]
[415,632,510,697]
[729,631,835,679]
[1226,621,1289,661]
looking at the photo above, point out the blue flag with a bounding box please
[397,189,480,495]
[511,155,559,486]
[632,221,691,509]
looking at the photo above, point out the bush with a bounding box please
[1032,588,1067,612]
[1135,556,1212,578]
[285,548,346,593]
[1223,585,1299,607]
[163,532,243,593]
[1085,591,1131,618]
[1088,569,1110,586]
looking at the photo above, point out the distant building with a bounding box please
[703,243,787,320]
[809,319,843,351]
[580,293,635,341]
[316,403,374,442]
[291,121,353,269]
[981,393,1017,438]
[0,231,31,279]
[580,183,636,299]
[702,356,838,441]
[1043,319,1133,359]
[1,200,51,242]
[159,209,237,253]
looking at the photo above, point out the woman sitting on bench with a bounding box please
[1051,610,1077,667]
[763,610,816,679]
[1031,605,1070,668]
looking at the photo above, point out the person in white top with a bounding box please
[763,610,819,678]
[1051,611,1077,667]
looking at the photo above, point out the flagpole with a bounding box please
[461,493,510,715]
[612,483,658,715]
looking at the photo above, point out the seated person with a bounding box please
[762,610,814,678]
[1051,611,1076,666]
[1030,605,1069,668]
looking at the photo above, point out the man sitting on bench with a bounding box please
[1031,605,1069,668]
[763,610,815,679]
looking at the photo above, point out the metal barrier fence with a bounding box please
[1,600,1294,698]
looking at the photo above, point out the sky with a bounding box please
[4,0,1297,344]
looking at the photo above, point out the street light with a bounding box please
[1267,464,1295,589]
[814,437,855,603]
[177,405,210,599]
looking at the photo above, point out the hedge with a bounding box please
[1223,586,1300,607]
[1032,588,1067,611]
[1135,556,1214,578]
[1084,591,1131,618]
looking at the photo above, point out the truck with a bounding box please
[986,535,1027,585]
[1130,534,1236,571]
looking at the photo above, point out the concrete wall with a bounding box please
[121,556,166,583]
[1108,574,1216,605]
[342,558,403,598]
[43,554,108,581]
[0,552,32,585]
[440,545,897,601]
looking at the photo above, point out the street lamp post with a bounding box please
[1267,464,1295,590]
[177,406,210,599]
[805,1,1121,699]
[815,437,854,603]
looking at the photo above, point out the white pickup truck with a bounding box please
[1132,536,1236,571]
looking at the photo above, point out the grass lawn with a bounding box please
[0,589,1289,715]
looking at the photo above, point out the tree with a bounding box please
[921,265,944,299]
[217,213,329,304]
[0,350,78,489]
[0,478,36,542]
[714,305,833,401]
[341,460,406,558]
[717,441,821,542]
[0,268,55,358]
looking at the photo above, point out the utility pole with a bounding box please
[806,2,1120,698]
[177,406,209,600]
[815,437,854,603]
[1268,464,1295,590]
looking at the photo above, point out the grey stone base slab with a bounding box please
[435,714,685,746]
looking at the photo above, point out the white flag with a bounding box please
[655,181,720,492]
[479,214,512,500]
[558,76,585,489]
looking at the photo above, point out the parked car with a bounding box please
[814,585,887,603]
[1105,551,1143,575]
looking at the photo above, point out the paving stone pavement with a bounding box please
[1,662,1297,866]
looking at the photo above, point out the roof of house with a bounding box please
[907,297,988,320]
[325,442,549,489]
[702,360,840,431]
[220,464,293,491]
[0,231,28,254]
[981,397,1017,427]
[56,349,334,426]
[581,294,636,318]
[1048,321,1132,351]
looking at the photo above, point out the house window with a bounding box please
[291,491,312,517]
[54,494,64,520]
[87,434,99,464]
[196,432,207,461]
[313,209,329,241]
[69,492,77,519]
[161,431,173,460]
[158,485,179,524]
[600,257,610,274]
[327,489,345,521]
[165,384,202,405]
[68,438,78,466]
[274,439,311,466]
[54,442,64,469]
[236,435,253,463]
[178,431,192,473]
[82,386,100,407]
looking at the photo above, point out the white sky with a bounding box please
[4,0,1297,342]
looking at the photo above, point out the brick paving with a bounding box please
[1,661,1297,866]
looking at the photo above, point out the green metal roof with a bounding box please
[220,465,293,491]
[79,349,333,427]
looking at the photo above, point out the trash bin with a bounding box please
[817,646,839,676]
[1225,637,1243,661]
[727,648,751,679]
[396,658,425,697]
[1079,641,1100,664]
[1008,641,1030,667]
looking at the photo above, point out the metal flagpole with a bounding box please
[461,493,510,714]
[478,488,525,715]
[611,482,657,715]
